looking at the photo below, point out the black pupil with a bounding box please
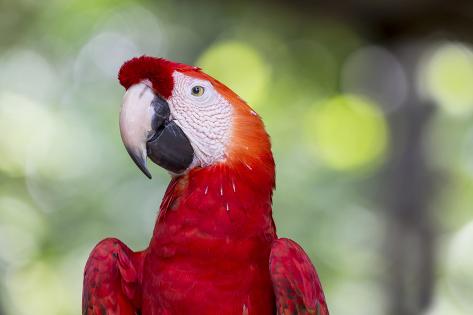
[192,86,201,94]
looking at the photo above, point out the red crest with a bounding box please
[118,56,195,99]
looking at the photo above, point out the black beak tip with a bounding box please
[142,169,152,180]
[136,160,153,179]
[127,148,152,179]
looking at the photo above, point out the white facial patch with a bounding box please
[168,71,233,167]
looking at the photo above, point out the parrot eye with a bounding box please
[191,85,205,96]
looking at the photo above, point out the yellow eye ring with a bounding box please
[191,85,205,96]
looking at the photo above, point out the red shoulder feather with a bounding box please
[270,238,329,315]
[82,238,145,315]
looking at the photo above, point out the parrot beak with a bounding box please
[119,82,194,179]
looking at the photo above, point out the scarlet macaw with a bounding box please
[82,56,329,315]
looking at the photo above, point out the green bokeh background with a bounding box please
[1,1,473,314]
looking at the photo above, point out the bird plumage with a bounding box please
[83,56,328,315]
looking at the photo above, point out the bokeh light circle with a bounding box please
[0,93,56,176]
[418,43,473,115]
[0,50,57,103]
[74,32,140,82]
[99,4,164,56]
[0,92,101,179]
[196,40,270,106]
[305,95,389,171]
[424,295,465,315]
[342,45,408,112]
[6,262,76,315]
[445,220,473,311]
[0,196,45,265]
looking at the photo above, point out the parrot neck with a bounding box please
[151,155,276,243]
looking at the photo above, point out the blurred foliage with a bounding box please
[0,0,473,314]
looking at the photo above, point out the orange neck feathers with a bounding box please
[180,67,275,198]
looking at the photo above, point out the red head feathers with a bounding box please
[118,55,197,99]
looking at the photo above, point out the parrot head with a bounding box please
[118,56,273,183]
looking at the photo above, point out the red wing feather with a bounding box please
[82,238,144,315]
[269,238,329,315]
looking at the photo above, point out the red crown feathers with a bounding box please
[118,56,196,99]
